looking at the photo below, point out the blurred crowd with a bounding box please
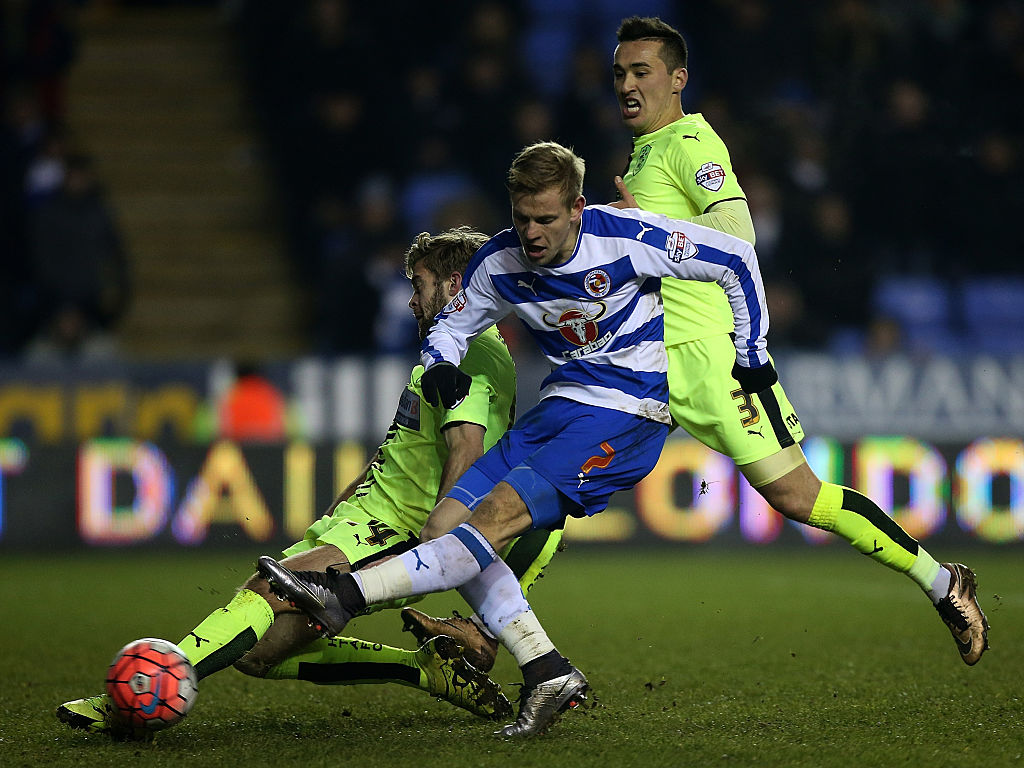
[0,0,130,360]
[233,0,1024,357]
[1,0,1022,361]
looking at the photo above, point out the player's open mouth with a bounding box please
[623,98,641,118]
[524,244,546,259]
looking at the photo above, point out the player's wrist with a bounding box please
[731,361,778,395]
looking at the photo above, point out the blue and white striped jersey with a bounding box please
[421,204,769,425]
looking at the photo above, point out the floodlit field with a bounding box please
[2,547,1021,767]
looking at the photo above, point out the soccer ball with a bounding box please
[105,638,198,732]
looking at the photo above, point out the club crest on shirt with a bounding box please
[542,302,611,357]
[666,231,699,262]
[695,161,726,191]
[583,269,611,298]
[634,144,652,173]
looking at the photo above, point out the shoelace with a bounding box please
[291,568,339,592]
[937,596,970,631]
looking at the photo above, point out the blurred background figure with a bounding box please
[26,152,129,361]
[217,361,289,443]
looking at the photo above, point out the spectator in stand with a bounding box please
[26,152,129,361]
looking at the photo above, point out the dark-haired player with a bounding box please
[610,15,986,664]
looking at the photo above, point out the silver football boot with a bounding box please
[494,666,589,737]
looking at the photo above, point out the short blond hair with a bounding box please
[404,226,489,279]
[507,141,585,210]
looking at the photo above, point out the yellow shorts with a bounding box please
[282,500,420,571]
[667,334,805,486]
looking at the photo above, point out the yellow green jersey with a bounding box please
[347,325,515,533]
[624,113,747,345]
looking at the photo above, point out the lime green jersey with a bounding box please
[624,113,747,345]
[347,325,515,533]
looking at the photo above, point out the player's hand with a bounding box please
[607,176,639,209]
[421,362,472,408]
[731,361,779,395]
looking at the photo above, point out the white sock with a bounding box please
[353,524,496,605]
[498,610,556,667]
[927,564,952,604]
[457,559,531,634]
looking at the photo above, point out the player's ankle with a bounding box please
[329,568,367,613]
[520,649,571,688]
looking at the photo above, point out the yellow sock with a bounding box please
[178,588,275,679]
[264,638,421,687]
[807,482,940,591]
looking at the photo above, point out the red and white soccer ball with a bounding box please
[105,638,198,733]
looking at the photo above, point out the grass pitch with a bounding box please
[1,547,1021,767]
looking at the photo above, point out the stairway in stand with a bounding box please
[68,4,307,361]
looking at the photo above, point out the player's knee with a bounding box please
[759,481,815,523]
[419,516,447,542]
[232,648,272,678]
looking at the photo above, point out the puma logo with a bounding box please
[517,278,538,296]
[747,427,764,438]
[636,222,653,240]
[413,549,430,571]
[866,540,884,556]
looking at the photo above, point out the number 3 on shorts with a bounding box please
[730,388,760,428]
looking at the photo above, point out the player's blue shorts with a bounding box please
[448,396,668,530]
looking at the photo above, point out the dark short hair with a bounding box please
[507,141,585,210]
[404,226,488,279]
[617,16,688,72]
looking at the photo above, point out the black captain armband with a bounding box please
[421,361,472,409]
[731,361,779,395]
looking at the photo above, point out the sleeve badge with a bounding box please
[695,161,726,191]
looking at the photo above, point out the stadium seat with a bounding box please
[961,277,1024,356]
[871,276,959,355]
[873,276,952,327]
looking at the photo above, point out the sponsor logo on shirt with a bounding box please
[666,231,699,262]
[695,161,726,191]
[443,289,468,313]
[583,269,611,298]
[396,386,421,430]
[542,302,610,357]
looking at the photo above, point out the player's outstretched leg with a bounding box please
[402,607,499,672]
[934,562,989,665]
[258,633,511,719]
[495,664,589,738]
[257,556,363,637]
[805,482,990,664]
[56,587,276,738]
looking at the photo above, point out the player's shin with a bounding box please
[354,523,498,604]
[458,559,556,668]
[807,482,944,596]
[179,588,275,679]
